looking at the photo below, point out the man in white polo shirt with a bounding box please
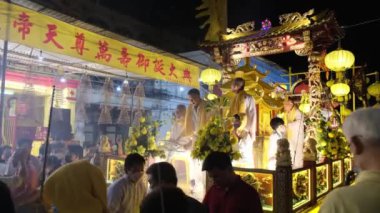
[319,108,380,213]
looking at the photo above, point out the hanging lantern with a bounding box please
[368,81,380,101]
[324,48,355,72]
[331,82,350,97]
[200,68,222,85]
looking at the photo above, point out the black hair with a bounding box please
[146,162,178,186]
[17,138,33,149]
[0,181,15,213]
[124,153,145,173]
[67,144,83,159]
[270,117,285,131]
[202,151,232,171]
[47,155,62,168]
[187,88,200,96]
[140,186,187,213]
[233,78,245,91]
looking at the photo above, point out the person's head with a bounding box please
[175,104,186,119]
[46,155,61,176]
[17,138,33,153]
[187,89,201,106]
[50,142,66,162]
[231,78,245,93]
[125,153,146,182]
[342,108,380,171]
[0,145,12,162]
[283,99,295,112]
[65,144,83,163]
[146,162,177,190]
[270,117,286,134]
[39,143,52,160]
[140,186,188,213]
[202,151,235,187]
[0,181,15,213]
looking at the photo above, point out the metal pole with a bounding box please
[40,86,56,199]
[0,41,9,145]
[352,65,356,111]
[288,67,292,91]
[0,0,11,145]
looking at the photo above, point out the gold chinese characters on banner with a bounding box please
[0,1,199,88]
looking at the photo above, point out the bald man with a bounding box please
[319,108,380,213]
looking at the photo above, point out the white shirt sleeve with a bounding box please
[107,181,124,213]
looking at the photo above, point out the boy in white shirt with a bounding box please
[268,117,286,170]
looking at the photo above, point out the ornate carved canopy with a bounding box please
[200,9,344,66]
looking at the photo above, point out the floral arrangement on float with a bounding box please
[305,108,350,161]
[125,115,165,158]
[191,96,242,160]
[315,111,350,160]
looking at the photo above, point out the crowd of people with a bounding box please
[0,137,264,213]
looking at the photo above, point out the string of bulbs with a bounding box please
[341,17,380,29]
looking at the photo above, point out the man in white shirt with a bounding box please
[268,117,286,170]
[228,78,257,168]
[107,153,147,213]
[320,108,380,213]
[283,99,304,168]
[183,88,208,200]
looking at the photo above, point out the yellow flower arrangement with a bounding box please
[125,116,165,158]
[191,116,241,160]
[316,113,350,160]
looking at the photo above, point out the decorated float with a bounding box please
[193,0,368,211]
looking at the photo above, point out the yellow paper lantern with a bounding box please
[200,68,222,85]
[331,83,350,97]
[368,81,380,101]
[324,49,355,72]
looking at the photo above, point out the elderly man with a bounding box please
[184,88,208,137]
[183,88,208,200]
[228,78,257,168]
[319,108,380,213]
[283,98,304,168]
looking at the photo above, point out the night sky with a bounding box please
[99,0,380,73]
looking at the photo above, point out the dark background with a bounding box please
[98,0,380,73]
